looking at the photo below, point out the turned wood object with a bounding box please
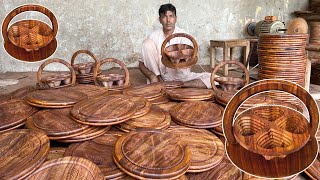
[57,126,110,143]
[161,33,198,69]
[123,83,165,99]
[65,84,108,97]
[166,88,215,101]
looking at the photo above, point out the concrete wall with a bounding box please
[0,0,308,72]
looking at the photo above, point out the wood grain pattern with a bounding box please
[305,152,320,180]
[25,87,88,108]
[57,126,110,143]
[215,90,237,106]
[156,81,184,89]
[64,131,126,179]
[123,83,165,99]
[46,147,67,161]
[148,95,170,105]
[25,156,104,180]
[113,130,191,179]
[167,127,225,172]
[0,99,37,131]
[116,105,171,132]
[70,95,137,126]
[66,84,108,97]
[157,102,179,112]
[71,50,98,84]
[0,129,50,179]
[166,88,215,101]
[170,101,224,128]
[114,94,151,119]
[242,173,298,180]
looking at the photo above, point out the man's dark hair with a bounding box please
[158,3,176,16]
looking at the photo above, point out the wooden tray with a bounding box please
[70,95,137,126]
[0,129,50,179]
[2,4,58,62]
[305,152,320,179]
[0,99,37,131]
[26,156,104,180]
[242,173,298,180]
[64,131,126,179]
[113,129,191,179]
[223,79,319,178]
[170,101,224,128]
[46,147,67,161]
[65,84,108,97]
[166,88,215,101]
[115,94,151,119]
[116,105,171,132]
[167,127,224,172]
[148,95,170,105]
[58,126,110,143]
[25,87,88,108]
[157,102,179,112]
[215,90,237,106]
[157,81,184,89]
[123,83,165,99]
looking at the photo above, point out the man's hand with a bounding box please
[139,62,160,83]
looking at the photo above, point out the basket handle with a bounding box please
[37,58,76,88]
[70,50,98,66]
[2,4,58,43]
[223,79,319,144]
[93,58,130,88]
[160,33,198,59]
[210,60,250,92]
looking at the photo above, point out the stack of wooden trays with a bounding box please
[170,101,224,128]
[214,90,237,106]
[305,146,320,180]
[0,99,37,133]
[25,108,110,143]
[65,84,108,97]
[166,88,215,101]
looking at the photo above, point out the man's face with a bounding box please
[159,11,177,32]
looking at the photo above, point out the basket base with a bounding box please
[161,56,197,69]
[226,138,318,179]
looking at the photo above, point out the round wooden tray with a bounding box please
[26,156,104,180]
[123,83,165,99]
[167,127,224,172]
[116,105,171,132]
[113,129,191,179]
[148,95,170,105]
[0,129,50,179]
[223,79,319,178]
[46,147,67,161]
[215,90,237,106]
[70,95,137,126]
[305,152,320,179]
[157,102,179,112]
[57,126,110,143]
[170,101,224,128]
[64,131,126,179]
[0,99,37,131]
[65,84,108,97]
[25,87,88,108]
[115,94,151,119]
[166,88,215,101]
[156,81,184,89]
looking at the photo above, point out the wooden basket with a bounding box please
[2,4,58,62]
[161,33,198,69]
[37,58,76,89]
[223,79,319,178]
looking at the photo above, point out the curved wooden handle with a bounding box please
[211,60,249,92]
[161,33,198,59]
[37,58,76,88]
[93,58,130,88]
[223,79,319,144]
[70,50,98,66]
[2,4,58,42]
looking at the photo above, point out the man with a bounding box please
[139,3,213,88]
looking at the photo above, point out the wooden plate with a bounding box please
[148,95,171,105]
[170,101,224,128]
[215,90,237,106]
[167,127,224,172]
[116,105,171,132]
[58,126,111,143]
[64,131,126,179]
[70,95,137,126]
[0,99,37,131]
[123,83,165,99]
[46,147,67,161]
[305,153,320,180]
[0,129,50,179]
[167,88,215,101]
[157,102,179,112]
[113,129,191,179]
[66,84,108,97]
[25,87,88,108]
[26,156,104,179]
[115,94,151,119]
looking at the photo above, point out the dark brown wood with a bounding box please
[214,90,237,106]
[161,33,198,69]
[242,173,298,180]
[0,129,50,179]
[157,102,179,112]
[123,83,165,99]
[46,147,67,161]
[25,156,104,180]
[170,101,224,128]
[25,87,88,108]
[2,4,58,62]
[113,130,191,179]
[115,94,151,119]
[57,126,110,143]
[148,95,170,105]
[65,84,108,97]
[305,152,320,179]
[8,85,38,100]
[156,81,184,89]
[70,95,137,126]
[166,88,215,101]
[64,131,126,179]
[167,127,224,172]
[0,99,37,131]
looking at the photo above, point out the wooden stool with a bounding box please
[210,39,250,75]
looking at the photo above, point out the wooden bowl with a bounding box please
[165,44,194,63]
[214,76,245,91]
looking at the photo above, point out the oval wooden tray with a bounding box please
[64,131,126,179]
[113,129,191,179]
[167,127,224,172]
[25,87,88,108]
[170,101,224,128]
[26,156,104,180]
[70,95,137,126]
[116,105,171,132]
[0,129,50,179]
[123,83,165,99]
[166,88,215,101]
[57,126,110,143]
[0,99,37,131]
[66,84,108,97]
